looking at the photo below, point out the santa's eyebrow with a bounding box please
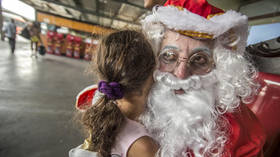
[162,45,179,50]
[160,45,181,54]
[191,47,211,55]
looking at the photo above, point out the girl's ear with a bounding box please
[75,85,98,111]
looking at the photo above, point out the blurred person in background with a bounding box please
[3,18,16,54]
[29,21,41,57]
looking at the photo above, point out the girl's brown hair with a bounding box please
[81,30,156,157]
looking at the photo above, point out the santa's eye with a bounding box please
[159,50,178,64]
[189,52,213,73]
[190,54,208,65]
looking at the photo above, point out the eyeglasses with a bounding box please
[159,47,214,75]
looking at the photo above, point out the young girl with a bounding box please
[70,30,158,157]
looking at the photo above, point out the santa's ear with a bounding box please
[218,28,240,51]
[75,85,98,111]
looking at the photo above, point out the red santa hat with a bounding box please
[143,0,248,51]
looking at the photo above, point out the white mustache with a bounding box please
[153,70,218,91]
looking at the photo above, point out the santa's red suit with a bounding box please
[222,105,266,157]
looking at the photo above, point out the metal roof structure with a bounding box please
[20,0,149,30]
[19,0,280,30]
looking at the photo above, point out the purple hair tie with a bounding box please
[98,81,124,100]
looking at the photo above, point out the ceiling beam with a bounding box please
[248,12,280,21]
[238,0,263,11]
[110,3,123,26]
[45,3,55,11]
[64,8,73,17]
[208,0,240,10]
[36,9,105,28]
[96,0,100,24]
[38,0,139,25]
[133,12,145,23]
[241,0,262,5]
[72,0,82,7]
[72,0,86,21]
[111,0,148,11]
[1,8,29,21]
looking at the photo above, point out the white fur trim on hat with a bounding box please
[143,5,248,38]
[142,5,249,51]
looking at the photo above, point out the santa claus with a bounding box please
[140,0,266,157]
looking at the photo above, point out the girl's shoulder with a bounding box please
[127,136,159,157]
[112,118,155,157]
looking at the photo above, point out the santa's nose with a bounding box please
[173,62,191,79]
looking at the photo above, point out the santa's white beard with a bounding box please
[140,70,228,157]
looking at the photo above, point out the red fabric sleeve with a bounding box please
[223,104,266,157]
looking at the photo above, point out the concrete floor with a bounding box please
[0,38,94,157]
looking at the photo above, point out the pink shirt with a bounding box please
[111,118,151,157]
[69,118,150,157]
